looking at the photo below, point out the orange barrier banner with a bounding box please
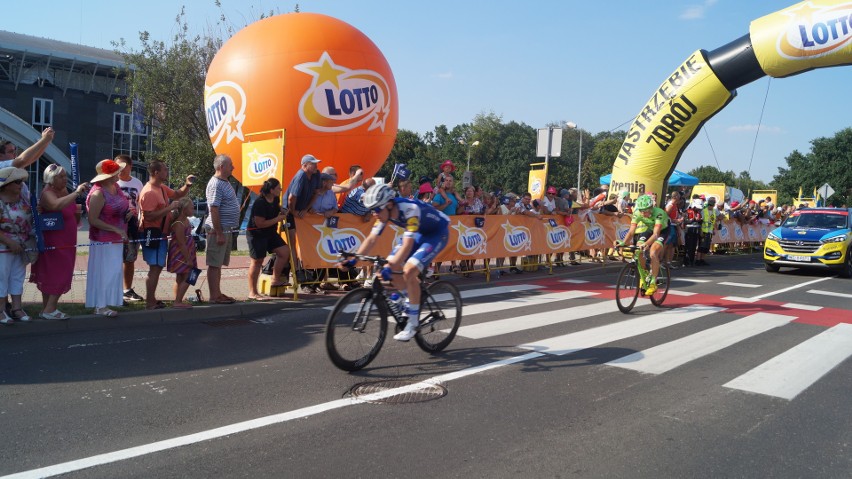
[292,214,769,268]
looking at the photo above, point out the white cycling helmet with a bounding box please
[362,183,396,210]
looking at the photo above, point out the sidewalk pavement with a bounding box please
[7,251,630,339]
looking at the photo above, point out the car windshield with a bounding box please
[783,212,848,229]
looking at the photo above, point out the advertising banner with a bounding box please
[241,137,284,187]
[527,168,548,200]
[293,214,768,269]
[609,50,734,199]
[750,0,852,78]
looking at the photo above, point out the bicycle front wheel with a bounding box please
[650,263,671,307]
[615,263,640,313]
[325,288,388,372]
[415,280,462,353]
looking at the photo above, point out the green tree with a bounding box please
[772,128,852,206]
[687,165,736,185]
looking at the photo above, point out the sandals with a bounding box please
[10,309,31,322]
[0,312,13,325]
[145,301,167,310]
[213,295,236,304]
[94,307,118,318]
[172,302,193,309]
[248,295,271,302]
[39,310,70,321]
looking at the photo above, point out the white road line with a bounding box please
[559,279,590,284]
[781,302,822,311]
[718,282,762,288]
[462,290,598,317]
[607,313,795,374]
[454,297,648,339]
[324,284,543,311]
[724,323,852,400]
[0,351,545,479]
[667,290,697,296]
[722,296,761,303]
[672,278,711,283]
[807,289,852,299]
[518,305,724,356]
[750,276,834,300]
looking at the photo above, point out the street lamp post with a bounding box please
[459,139,480,188]
[566,122,582,192]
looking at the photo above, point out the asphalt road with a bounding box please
[2,254,851,478]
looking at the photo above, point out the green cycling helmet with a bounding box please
[635,194,654,211]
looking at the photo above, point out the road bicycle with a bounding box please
[325,253,463,372]
[613,244,671,313]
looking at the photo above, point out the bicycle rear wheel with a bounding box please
[650,263,671,306]
[615,263,640,313]
[415,280,462,353]
[325,288,388,372]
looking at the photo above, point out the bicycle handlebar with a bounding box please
[614,243,640,253]
[338,251,388,266]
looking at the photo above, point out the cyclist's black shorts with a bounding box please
[636,226,670,245]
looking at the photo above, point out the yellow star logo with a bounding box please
[451,221,469,236]
[305,54,347,89]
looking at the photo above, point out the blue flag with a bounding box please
[69,142,79,189]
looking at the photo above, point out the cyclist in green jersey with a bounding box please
[615,194,671,295]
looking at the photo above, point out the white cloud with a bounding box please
[432,72,453,79]
[727,124,783,134]
[680,0,719,20]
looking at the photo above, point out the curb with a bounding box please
[2,253,757,340]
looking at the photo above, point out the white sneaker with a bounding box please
[393,321,418,341]
[364,278,374,287]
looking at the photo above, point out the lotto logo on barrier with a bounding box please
[453,221,487,255]
[544,220,571,250]
[582,222,606,246]
[313,223,367,263]
[615,223,631,243]
[295,52,392,133]
[502,222,532,253]
[204,81,247,149]
[718,223,732,242]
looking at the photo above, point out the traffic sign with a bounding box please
[818,183,835,199]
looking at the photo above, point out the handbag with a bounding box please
[21,236,38,264]
[186,267,202,286]
[39,211,65,231]
[261,255,275,275]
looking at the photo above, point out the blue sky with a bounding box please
[9,0,851,183]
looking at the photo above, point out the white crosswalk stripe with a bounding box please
[723,323,852,400]
[606,312,795,374]
[518,305,725,356]
[454,294,640,339]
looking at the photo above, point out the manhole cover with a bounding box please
[202,318,253,328]
[347,379,447,404]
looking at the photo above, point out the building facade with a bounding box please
[0,30,151,187]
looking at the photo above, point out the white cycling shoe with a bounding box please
[393,321,419,341]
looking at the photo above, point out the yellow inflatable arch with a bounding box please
[609,0,852,198]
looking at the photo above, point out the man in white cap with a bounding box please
[286,154,321,221]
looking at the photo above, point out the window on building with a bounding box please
[32,98,53,131]
[112,112,152,161]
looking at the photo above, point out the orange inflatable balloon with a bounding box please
[204,13,398,185]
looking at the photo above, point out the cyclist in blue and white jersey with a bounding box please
[343,183,450,341]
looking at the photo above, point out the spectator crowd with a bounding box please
[0,129,810,322]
